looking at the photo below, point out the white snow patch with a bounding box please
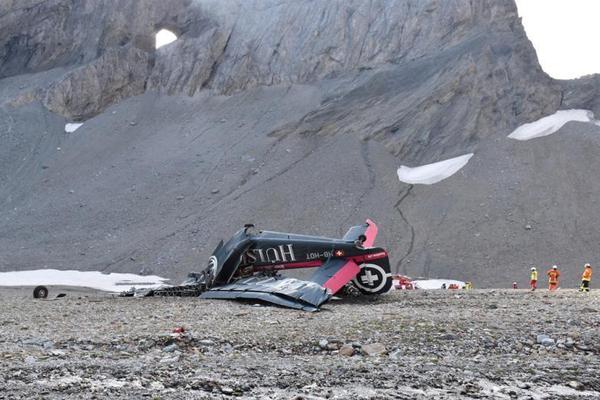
[397,153,473,185]
[412,279,465,290]
[0,269,169,292]
[508,109,597,141]
[155,29,177,49]
[65,123,83,133]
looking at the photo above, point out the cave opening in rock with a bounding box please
[155,29,178,49]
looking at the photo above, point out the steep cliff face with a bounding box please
[1,0,599,286]
[2,0,573,160]
[1,1,561,124]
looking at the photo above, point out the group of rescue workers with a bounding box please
[529,263,593,292]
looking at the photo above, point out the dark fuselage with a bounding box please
[209,228,388,286]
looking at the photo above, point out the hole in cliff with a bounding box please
[155,29,178,49]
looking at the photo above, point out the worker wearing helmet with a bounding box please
[530,267,538,291]
[547,265,560,291]
[580,264,593,292]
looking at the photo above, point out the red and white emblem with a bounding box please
[334,249,344,257]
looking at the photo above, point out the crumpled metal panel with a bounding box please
[200,276,331,311]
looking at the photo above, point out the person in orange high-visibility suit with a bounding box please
[547,265,560,290]
[580,264,592,292]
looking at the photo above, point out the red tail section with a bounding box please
[363,219,378,248]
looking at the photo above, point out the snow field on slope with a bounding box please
[0,269,169,292]
[397,153,473,185]
[65,123,83,133]
[508,109,599,141]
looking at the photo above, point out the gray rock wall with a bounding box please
[0,1,566,120]
[2,0,600,286]
[3,0,586,156]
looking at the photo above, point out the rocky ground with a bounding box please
[1,287,599,399]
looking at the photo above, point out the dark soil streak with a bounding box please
[394,184,414,274]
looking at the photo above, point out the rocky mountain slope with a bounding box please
[1,0,599,286]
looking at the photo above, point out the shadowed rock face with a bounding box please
[1,0,599,286]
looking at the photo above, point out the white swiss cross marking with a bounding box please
[360,269,380,286]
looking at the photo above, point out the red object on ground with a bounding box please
[173,327,185,334]
[448,283,460,290]
[393,275,414,290]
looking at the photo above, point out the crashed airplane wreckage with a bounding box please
[122,220,393,311]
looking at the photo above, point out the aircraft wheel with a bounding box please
[33,285,49,299]
[352,263,393,295]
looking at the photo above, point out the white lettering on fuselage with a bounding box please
[243,244,296,264]
[306,251,333,260]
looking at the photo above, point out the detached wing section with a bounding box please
[310,259,360,294]
[200,276,330,312]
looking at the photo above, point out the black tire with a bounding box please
[33,285,49,299]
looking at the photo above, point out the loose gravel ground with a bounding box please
[1,288,599,399]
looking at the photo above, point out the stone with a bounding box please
[568,381,583,390]
[24,356,37,364]
[441,334,457,341]
[536,334,550,344]
[388,349,402,360]
[162,343,178,353]
[362,343,386,356]
[339,344,354,357]
[160,354,180,363]
[220,386,234,395]
[326,343,339,351]
[541,338,555,347]
[22,337,53,347]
